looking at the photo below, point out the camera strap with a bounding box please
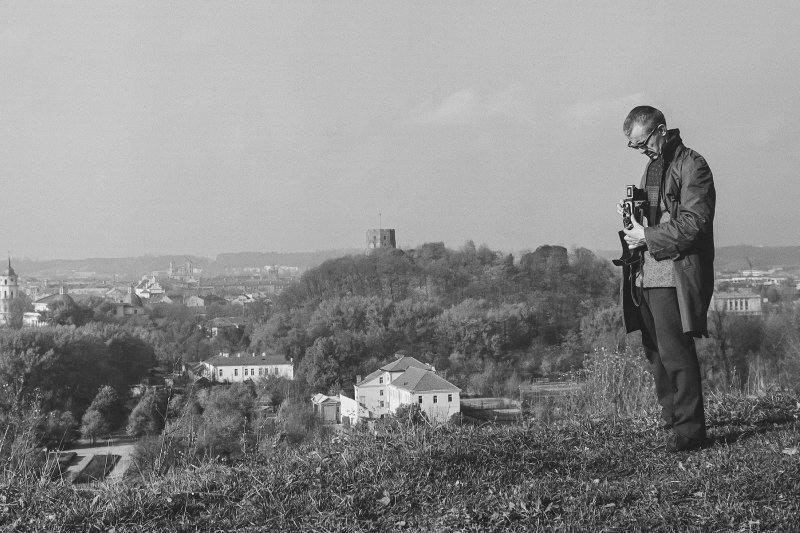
[644,156,665,225]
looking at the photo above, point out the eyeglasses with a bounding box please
[628,124,661,150]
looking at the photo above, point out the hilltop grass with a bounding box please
[1,390,798,532]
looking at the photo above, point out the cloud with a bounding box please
[750,114,795,147]
[0,25,31,50]
[412,85,525,126]
[565,92,646,122]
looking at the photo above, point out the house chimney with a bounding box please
[357,375,361,383]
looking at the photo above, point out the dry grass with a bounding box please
[2,352,799,531]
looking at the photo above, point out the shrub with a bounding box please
[276,398,317,444]
[572,347,654,419]
[393,403,429,425]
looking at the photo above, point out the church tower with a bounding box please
[0,257,19,326]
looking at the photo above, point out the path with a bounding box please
[59,438,137,483]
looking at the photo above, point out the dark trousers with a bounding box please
[639,287,706,441]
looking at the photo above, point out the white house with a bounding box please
[202,352,294,383]
[353,355,460,423]
[387,366,461,423]
[23,312,42,327]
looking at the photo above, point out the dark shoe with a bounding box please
[665,432,708,453]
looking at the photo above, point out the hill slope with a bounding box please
[5,393,799,531]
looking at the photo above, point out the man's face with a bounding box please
[627,122,665,160]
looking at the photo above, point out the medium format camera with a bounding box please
[621,185,648,229]
[613,185,648,267]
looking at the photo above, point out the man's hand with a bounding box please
[622,215,646,250]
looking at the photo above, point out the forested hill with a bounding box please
[250,242,620,395]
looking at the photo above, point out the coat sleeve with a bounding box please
[643,153,715,261]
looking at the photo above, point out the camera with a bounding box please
[621,185,648,229]
[613,185,648,267]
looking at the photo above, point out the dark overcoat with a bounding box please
[622,129,716,336]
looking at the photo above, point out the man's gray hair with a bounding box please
[623,106,667,136]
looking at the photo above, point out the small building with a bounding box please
[207,317,248,338]
[33,286,78,313]
[311,394,340,424]
[201,352,294,383]
[23,312,42,327]
[113,286,146,317]
[710,290,762,316]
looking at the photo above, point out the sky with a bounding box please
[1,1,799,260]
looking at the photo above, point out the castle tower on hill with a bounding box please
[366,229,396,254]
[0,258,19,326]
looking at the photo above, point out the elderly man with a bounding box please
[617,105,716,452]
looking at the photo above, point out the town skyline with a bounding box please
[2,2,800,259]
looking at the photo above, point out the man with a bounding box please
[617,105,715,452]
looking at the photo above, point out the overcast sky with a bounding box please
[1,2,798,259]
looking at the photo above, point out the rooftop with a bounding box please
[204,352,291,367]
[381,355,433,373]
[391,366,460,393]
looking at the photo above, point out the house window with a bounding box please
[418,396,423,404]
[433,395,438,404]
[379,377,383,384]
[448,394,453,402]
[379,401,384,408]
[218,369,223,377]
[234,369,238,376]
[259,368,263,376]
[379,389,384,396]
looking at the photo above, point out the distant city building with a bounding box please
[33,286,77,313]
[366,228,396,254]
[135,276,165,299]
[113,286,146,317]
[710,290,763,317]
[206,316,248,337]
[169,260,199,282]
[0,259,19,326]
[22,312,42,327]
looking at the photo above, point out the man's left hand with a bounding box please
[623,217,647,250]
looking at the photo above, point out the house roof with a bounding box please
[380,355,432,373]
[356,369,383,386]
[714,291,760,299]
[311,393,340,405]
[35,292,77,307]
[390,367,460,393]
[123,290,143,306]
[203,352,291,367]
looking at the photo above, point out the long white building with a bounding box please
[202,352,294,383]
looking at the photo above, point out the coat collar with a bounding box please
[662,128,682,163]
